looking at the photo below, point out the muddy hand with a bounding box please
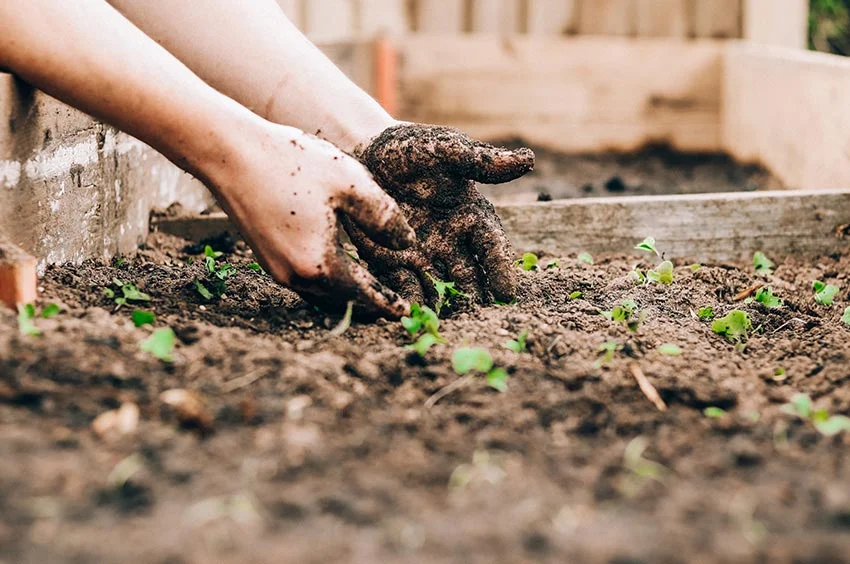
[346,123,534,306]
[212,125,416,319]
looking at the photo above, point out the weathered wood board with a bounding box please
[635,0,688,37]
[413,0,465,32]
[692,0,741,39]
[153,190,850,262]
[742,0,807,49]
[396,36,724,153]
[578,0,635,36]
[525,0,578,35]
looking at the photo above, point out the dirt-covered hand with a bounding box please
[347,123,534,306]
[212,124,416,319]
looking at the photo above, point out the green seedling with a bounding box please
[635,237,661,257]
[781,393,850,437]
[402,303,441,338]
[427,273,470,315]
[594,340,621,368]
[704,407,726,418]
[140,327,176,362]
[40,303,60,319]
[630,267,646,284]
[131,309,156,328]
[568,291,583,301]
[503,330,529,353]
[772,367,788,383]
[246,262,265,273]
[546,259,561,269]
[647,260,674,285]
[407,333,441,357]
[711,310,752,344]
[18,303,61,336]
[621,437,669,497]
[328,301,354,337]
[746,286,783,308]
[196,251,237,300]
[516,252,539,271]
[452,348,508,392]
[697,306,715,320]
[658,343,682,356]
[493,298,517,306]
[813,280,840,305]
[105,278,151,309]
[204,245,223,259]
[843,306,850,326]
[753,251,774,275]
[601,299,646,332]
[577,252,594,265]
[689,264,702,271]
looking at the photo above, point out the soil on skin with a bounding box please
[2,229,850,563]
[482,143,784,204]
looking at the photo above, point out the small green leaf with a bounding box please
[813,280,839,305]
[689,264,702,271]
[753,251,774,275]
[711,310,752,343]
[121,283,151,302]
[568,291,583,301]
[194,280,214,301]
[493,298,517,306]
[594,340,620,368]
[629,268,646,284]
[131,310,156,328]
[140,327,176,362]
[772,367,788,382]
[407,333,440,357]
[427,274,469,315]
[815,415,850,437]
[658,343,682,356]
[112,278,125,288]
[17,303,40,336]
[842,306,850,326]
[697,306,715,320]
[647,260,674,285]
[486,368,509,392]
[704,407,726,418]
[103,287,115,299]
[781,393,813,419]
[546,259,561,269]
[40,303,61,319]
[246,262,264,273]
[577,252,594,265]
[752,286,783,308]
[452,348,493,375]
[503,330,529,354]
[517,253,539,272]
[635,237,660,257]
[204,245,223,259]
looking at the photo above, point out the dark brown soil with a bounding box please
[482,143,784,204]
[2,229,850,563]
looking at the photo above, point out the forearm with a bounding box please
[0,0,260,186]
[106,0,395,152]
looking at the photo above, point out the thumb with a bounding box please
[459,143,535,185]
[336,174,416,250]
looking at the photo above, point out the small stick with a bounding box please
[220,370,266,394]
[629,364,667,412]
[425,375,474,410]
[733,283,763,302]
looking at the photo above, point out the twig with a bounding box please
[629,364,667,412]
[770,317,805,335]
[733,283,763,302]
[221,369,266,393]
[425,375,474,410]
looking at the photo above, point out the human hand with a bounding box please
[346,124,534,307]
[212,124,416,319]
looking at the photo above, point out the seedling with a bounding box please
[41,303,60,318]
[516,252,539,271]
[105,278,151,309]
[408,333,441,357]
[689,264,702,271]
[711,310,752,344]
[328,301,354,337]
[601,299,646,332]
[746,286,783,308]
[620,437,669,497]
[17,303,61,336]
[635,237,661,257]
[781,393,850,437]
[546,259,561,269]
[842,306,850,326]
[629,267,646,284]
[658,343,682,356]
[813,280,839,305]
[196,250,236,300]
[697,306,715,320]
[594,340,621,368]
[577,252,594,265]
[427,273,469,315]
[704,407,726,418]
[246,262,265,273]
[452,348,508,392]
[646,260,674,285]
[503,330,529,353]
[140,327,176,362]
[402,303,446,356]
[493,298,517,306]
[204,245,223,259]
[772,367,788,383]
[752,251,774,275]
[568,291,583,301]
[131,310,156,328]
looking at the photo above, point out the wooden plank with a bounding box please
[635,0,689,37]
[414,0,466,32]
[396,36,724,153]
[356,0,410,36]
[691,0,741,39]
[470,0,521,33]
[152,190,850,262]
[525,0,578,35]
[303,0,356,41]
[722,43,850,191]
[0,238,37,310]
[742,0,807,49]
[578,0,635,36]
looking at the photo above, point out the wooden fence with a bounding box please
[278,0,807,48]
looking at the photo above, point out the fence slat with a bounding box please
[691,0,741,39]
[578,0,635,36]
[526,0,578,35]
[635,0,689,37]
[356,0,410,36]
[470,0,521,33]
[303,0,356,41]
[742,0,807,49]
[414,0,466,32]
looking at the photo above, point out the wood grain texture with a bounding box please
[413,0,466,32]
[470,0,521,33]
[525,0,578,35]
[578,0,635,36]
[691,0,741,38]
[635,0,689,37]
[396,36,723,153]
[742,0,807,49]
[153,190,850,263]
[722,43,850,191]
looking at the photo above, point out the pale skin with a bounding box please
[0,0,533,318]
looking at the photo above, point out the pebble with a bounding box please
[91,402,139,441]
[199,305,206,312]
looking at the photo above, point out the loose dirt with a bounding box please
[2,227,850,563]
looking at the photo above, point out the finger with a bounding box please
[469,214,518,303]
[452,142,535,185]
[342,258,411,319]
[384,267,425,306]
[336,176,416,251]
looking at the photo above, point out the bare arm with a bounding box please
[107,0,395,152]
